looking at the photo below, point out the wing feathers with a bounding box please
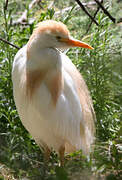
[63,58,95,153]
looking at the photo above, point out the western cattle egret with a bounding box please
[12,20,95,166]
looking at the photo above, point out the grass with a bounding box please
[0,0,122,179]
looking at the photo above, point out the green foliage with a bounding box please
[67,10,121,179]
[0,0,121,179]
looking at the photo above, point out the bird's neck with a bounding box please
[25,45,63,105]
[26,36,62,71]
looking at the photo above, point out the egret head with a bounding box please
[28,20,93,50]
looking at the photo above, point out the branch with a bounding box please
[55,1,99,17]
[0,37,20,49]
[85,0,103,35]
[94,0,116,23]
[74,0,99,26]
[4,0,9,11]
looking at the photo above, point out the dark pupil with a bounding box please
[56,36,61,40]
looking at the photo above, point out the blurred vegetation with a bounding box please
[0,0,122,179]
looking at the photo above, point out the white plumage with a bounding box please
[12,20,95,165]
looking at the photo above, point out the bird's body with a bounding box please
[12,20,95,164]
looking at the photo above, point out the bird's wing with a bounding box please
[62,53,95,153]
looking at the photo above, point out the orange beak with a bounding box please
[60,37,93,50]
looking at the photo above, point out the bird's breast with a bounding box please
[25,68,63,106]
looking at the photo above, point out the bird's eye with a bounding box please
[56,36,61,40]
